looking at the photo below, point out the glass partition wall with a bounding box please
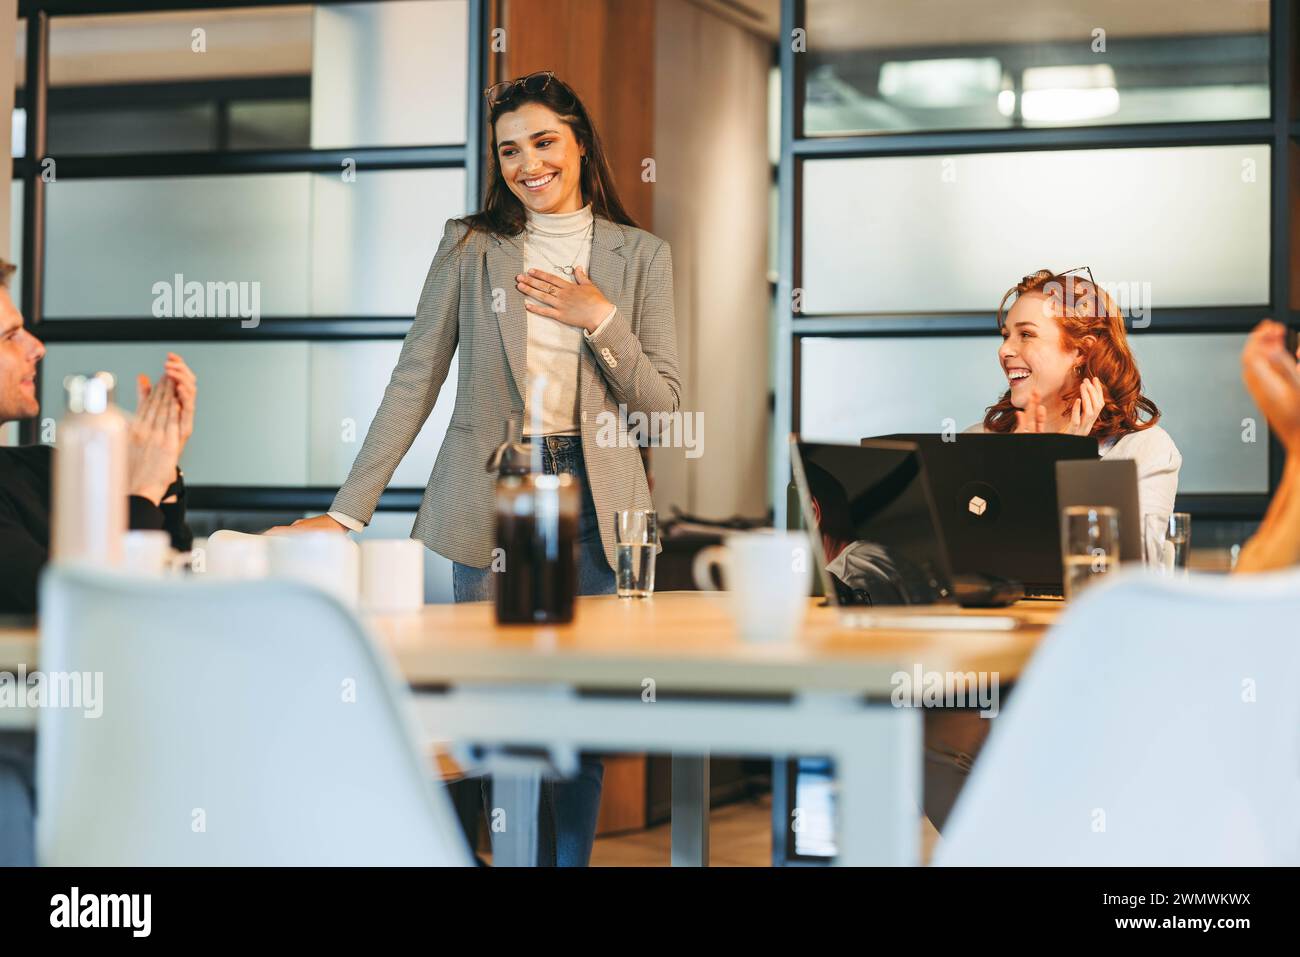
[774,0,1296,865]
[775,0,1297,533]
[15,3,483,482]
[14,0,487,601]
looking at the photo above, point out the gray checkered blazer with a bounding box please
[331,216,682,569]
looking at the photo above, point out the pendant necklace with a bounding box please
[545,220,594,278]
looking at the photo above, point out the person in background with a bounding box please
[802,459,941,606]
[1235,319,1300,573]
[0,257,198,866]
[268,72,682,866]
[0,263,197,614]
[968,267,1182,519]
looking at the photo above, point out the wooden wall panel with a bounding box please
[495,0,655,229]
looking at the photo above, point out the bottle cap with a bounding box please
[64,372,116,414]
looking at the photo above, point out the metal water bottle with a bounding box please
[51,372,128,567]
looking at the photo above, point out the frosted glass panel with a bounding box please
[1128,334,1266,494]
[40,342,310,485]
[799,336,1006,442]
[45,175,312,318]
[311,0,468,148]
[800,332,1266,494]
[308,341,458,486]
[804,0,1270,135]
[310,168,465,315]
[801,145,1270,314]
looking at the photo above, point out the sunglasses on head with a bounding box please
[485,70,574,107]
[1041,265,1104,318]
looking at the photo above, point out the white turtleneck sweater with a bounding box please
[328,204,615,531]
[521,204,614,436]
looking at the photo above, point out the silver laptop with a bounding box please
[1054,458,1143,563]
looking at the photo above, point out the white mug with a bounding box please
[268,532,360,608]
[204,530,270,580]
[692,531,811,643]
[360,539,425,613]
[122,530,171,578]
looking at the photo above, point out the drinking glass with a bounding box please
[1061,506,1119,601]
[614,509,658,598]
[1144,512,1192,576]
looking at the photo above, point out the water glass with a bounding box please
[1144,512,1192,576]
[1061,506,1119,601]
[614,509,658,598]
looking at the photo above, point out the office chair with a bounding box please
[937,568,1300,866]
[36,567,471,866]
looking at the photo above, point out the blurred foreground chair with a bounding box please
[36,566,470,866]
[937,569,1300,866]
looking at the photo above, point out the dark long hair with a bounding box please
[461,73,638,239]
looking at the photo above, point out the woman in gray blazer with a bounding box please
[279,72,681,865]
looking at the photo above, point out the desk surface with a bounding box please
[1,593,1061,696]
[371,593,1059,694]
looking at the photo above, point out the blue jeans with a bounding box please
[452,436,613,866]
[0,731,35,867]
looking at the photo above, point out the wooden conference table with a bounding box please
[0,592,1061,866]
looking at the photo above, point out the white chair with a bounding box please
[937,568,1300,866]
[36,566,471,866]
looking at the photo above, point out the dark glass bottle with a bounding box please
[488,416,580,624]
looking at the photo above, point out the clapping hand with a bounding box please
[127,373,183,506]
[1014,378,1105,436]
[1242,319,1300,454]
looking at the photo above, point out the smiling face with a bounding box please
[494,102,586,216]
[998,291,1081,410]
[0,287,44,422]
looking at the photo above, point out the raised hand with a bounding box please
[1014,379,1105,436]
[1013,389,1048,433]
[127,377,183,505]
[163,353,197,451]
[1242,319,1300,454]
[135,354,196,454]
[1064,376,1105,436]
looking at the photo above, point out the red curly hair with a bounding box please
[983,268,1160,440]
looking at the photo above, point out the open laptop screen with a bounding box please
[791,438,954,606]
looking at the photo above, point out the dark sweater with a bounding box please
[0,445,192,613]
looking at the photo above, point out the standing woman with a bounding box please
[276,72,681,864]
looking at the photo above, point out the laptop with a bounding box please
[868,433,1098,599]
[790,437,1022,626]
[1055,458,1143,563]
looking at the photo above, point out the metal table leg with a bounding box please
[834,705,921,866]
[489,770,542,867]
[671,753,709,866]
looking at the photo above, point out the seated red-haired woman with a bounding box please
[925,267,1183,834]
[966,267,1181,518]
